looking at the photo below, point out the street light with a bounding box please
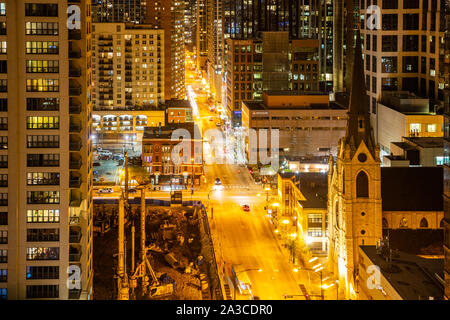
[190,157,194,196]
[233,268,263,300]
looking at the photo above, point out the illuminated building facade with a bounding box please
[327,31,382,300]
[92,0,147,24]
[0,0,93,299]
[146,0,185,100]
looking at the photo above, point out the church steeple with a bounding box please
[344,27,377,158]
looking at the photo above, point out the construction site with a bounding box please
[92,192,222,300]
[93,153,222,300]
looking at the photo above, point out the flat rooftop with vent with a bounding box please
[358,245,444,300]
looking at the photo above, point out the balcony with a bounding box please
[70,120,82,133]
[70,177,81,188]
[69,68,82,77]
[69,87,82,96]
[69,103,81,114]
[68,289,82,299]
[70,216,81,225]
[69,190,82,207]
[69,251,81,262]
[69,30,81,40]
[70,159,82,169]
[69,140,82,151]
[69,49,81,59]
[69,228,82,243]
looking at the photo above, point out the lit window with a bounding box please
[427,124,436,132]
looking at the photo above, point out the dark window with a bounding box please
[372,98,377,114]
[430,36,435,53]
[372,35,377,52]
[382,14,398,30]
[0,212,6,225]
[402,56,419,72]
[27,191,60,204]
[421,35,427,52]
[403,14,419,30]
[403,35,419,51]
[27,154,59,167]
[27,98,59,111]
[27,228,59,242]
[0,60,6,73]
[0,99,6,112]
[402,77,418,93]
[0,155,6,168]
[421,57,426,74]
[26,135,59,148]
[383,0,398,8]
[382,218,389,228]
[403,0,419,8]
[26,285,59,299]
[366,54,370,71]
[25,4,58,17]
[0,79,7,92]
[366,35,371,51]
[382,35,397,51]
[0,22,6,35]
[372,56,377,72]
[26,266,59,280]
[372,76,377,93]
[419,217,428,228]
[356,171,369,197]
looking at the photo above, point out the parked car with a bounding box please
[97,188,114,194]
[93,162,101,167]
[242,205,250,212]
[215,177,222,185]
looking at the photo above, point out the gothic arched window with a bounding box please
[420,217,428,228]
[356,171,369,198]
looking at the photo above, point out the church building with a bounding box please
[327,29,383,300]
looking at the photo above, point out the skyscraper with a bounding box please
[443,0,450,301]
[146,0,186,100]
[0,0,93,299]
[92,0,147,24]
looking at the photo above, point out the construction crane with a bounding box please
[116,152,173,299]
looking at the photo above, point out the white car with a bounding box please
[97,188,113,194]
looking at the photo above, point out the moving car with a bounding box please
[127,188,137,194]
[216,122,221,127]
[214,177,222,185]
[242,205,250,212]
[97,188,114,194]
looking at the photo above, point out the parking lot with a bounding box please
[93,145,143,185]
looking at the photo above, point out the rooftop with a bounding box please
[360,245,444,300]
[402,137,443,149]
[381,167,443,211]
[279,172,328,209]
[143,122,201,140]
[243,100,344,111]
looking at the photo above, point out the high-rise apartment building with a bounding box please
[299,0,334,92]
[206,0,223,104]
[184,0,196,52]
[361,0,446,144]
[196,0,208,71]
[0,0,93,299]
[333,0,360,93]
[146,0,185,100]
[442,0,450,301]
[91,23,165,139]
[226,34,320,126]
[92,0,147,24]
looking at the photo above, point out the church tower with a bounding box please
[327,28,382,300]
